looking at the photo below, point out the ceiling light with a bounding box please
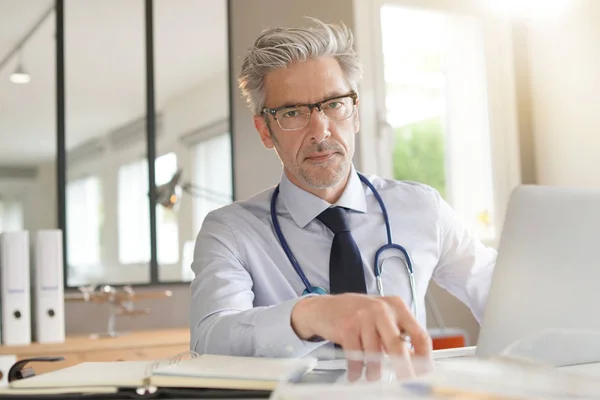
[10,63,31,84]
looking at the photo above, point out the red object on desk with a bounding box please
[428,328,468,350]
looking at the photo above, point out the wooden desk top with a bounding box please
[0,327,190,356]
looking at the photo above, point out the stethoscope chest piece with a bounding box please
[302,286,328,296]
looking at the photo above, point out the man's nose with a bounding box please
[308,107,331,142]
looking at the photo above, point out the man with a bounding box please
[190,18,496,378]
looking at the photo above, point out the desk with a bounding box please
[0,328,190,374]
[432,345,476,359]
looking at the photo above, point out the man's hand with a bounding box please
[291,293,432,381]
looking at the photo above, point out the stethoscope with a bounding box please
[270,172,419,319]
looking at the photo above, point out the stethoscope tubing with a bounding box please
[270,172,418,317]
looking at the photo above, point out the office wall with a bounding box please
[512,23,537,185]
[526,0,600,187]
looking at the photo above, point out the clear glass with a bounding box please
[192,133,233,235]
[66,176,102,268]
[117,153,179,266]
[65,0,148,286]
[0,199,25,232]
[272,346,600,400]
[153,0,230,282]
[155,152,179,265]
[117,158,151,265]
[0,1,57,242]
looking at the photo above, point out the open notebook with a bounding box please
[0,353,318,397]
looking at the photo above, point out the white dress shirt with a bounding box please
[190,166,497,358]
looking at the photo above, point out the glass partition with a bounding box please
[153,0,230,283]
[0,2,57,243]
[64,0,149,286]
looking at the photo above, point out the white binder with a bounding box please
[0,231,31,345]
[33,230,65,344]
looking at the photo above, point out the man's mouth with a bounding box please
[306,153,335,162]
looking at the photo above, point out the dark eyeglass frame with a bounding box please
[261,91,359,130]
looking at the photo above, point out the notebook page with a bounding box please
[0,386,119,396]
[152,354,317,382]
[10,361,151,389]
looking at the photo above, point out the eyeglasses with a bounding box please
[262,91,358,131]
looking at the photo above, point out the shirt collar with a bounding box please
[278,165,368,228]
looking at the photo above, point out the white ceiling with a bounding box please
[0,0,227,166]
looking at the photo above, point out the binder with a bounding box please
[33,230,65,344]
[0,231,31,345]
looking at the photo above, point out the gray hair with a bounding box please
[238,18,363,115]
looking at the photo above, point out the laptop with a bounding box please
[475,185,600,366]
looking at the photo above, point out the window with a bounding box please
[379,5,496,242]
[155,152,179,265]
[117,152,179,265]
[66,177,102,268]
[0,198,24,232]
[193,133,233,234]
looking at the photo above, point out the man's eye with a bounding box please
[326,101,341,109]
[283,110,299,118]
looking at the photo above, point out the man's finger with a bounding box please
[360,326,382,381]
[373,302,409,356]
[341,334,364,382]
[373,308,415,379]
[382,297,432,357]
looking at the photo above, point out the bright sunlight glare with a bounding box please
[486,0,572,20]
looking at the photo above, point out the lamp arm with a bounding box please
[181,183,232,205]
[182,182,231,199]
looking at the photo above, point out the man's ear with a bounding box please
[254,115,274,149]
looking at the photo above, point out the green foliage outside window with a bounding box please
[392,116,447,199]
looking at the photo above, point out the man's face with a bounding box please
[254,56,359,190]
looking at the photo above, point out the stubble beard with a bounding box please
[268,120,350,190]
[297,141,349,190]
[298,157,348,189]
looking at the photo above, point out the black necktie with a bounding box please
[317,207,367,294]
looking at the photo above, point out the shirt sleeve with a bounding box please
[189,209,326,357]
[431,194,497,323]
